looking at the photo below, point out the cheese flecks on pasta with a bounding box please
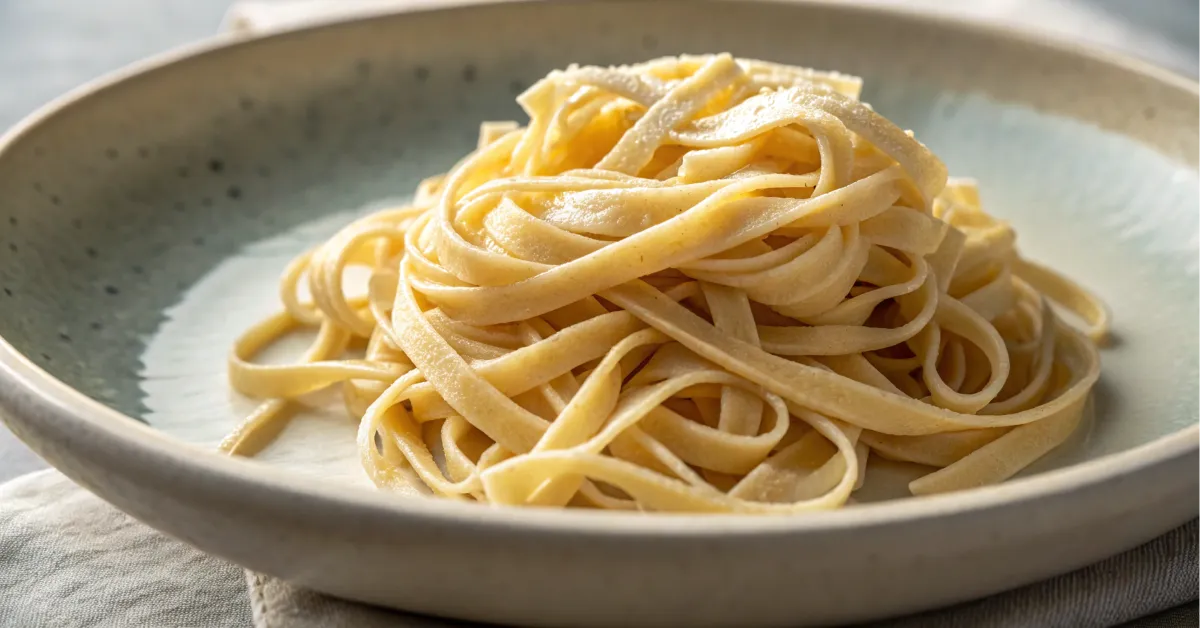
[221,55,1108,513]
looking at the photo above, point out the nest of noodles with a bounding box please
[224,54,1107,514]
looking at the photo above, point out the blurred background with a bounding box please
[0,0,1197,481]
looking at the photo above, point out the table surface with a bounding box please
[0,1,230,481]
[0,1,1197,483]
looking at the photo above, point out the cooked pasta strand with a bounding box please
[222,55,1106,513]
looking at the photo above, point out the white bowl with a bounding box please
[0,2,1195,626]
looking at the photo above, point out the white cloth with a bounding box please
[0,471,251,628]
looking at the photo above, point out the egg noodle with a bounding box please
[221,55,1108,513]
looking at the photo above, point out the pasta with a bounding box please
[221,54,1108,513]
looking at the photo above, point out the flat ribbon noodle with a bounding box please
[222,55,1107,513]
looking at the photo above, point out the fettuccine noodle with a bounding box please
[221,55,1108,513]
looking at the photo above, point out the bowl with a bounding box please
[0,1,1196,626]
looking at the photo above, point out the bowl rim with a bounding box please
[0,0,1196,537]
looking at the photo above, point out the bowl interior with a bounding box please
[1,0,1196,495]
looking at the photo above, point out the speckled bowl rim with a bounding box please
[0,0,1196,538]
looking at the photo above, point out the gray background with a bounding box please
[0,1,230,480]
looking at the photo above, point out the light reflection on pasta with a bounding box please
[221,55,1108,513]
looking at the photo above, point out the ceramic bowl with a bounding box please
[0,2,1196,626]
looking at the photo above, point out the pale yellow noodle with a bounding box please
[221,55,1106,513]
